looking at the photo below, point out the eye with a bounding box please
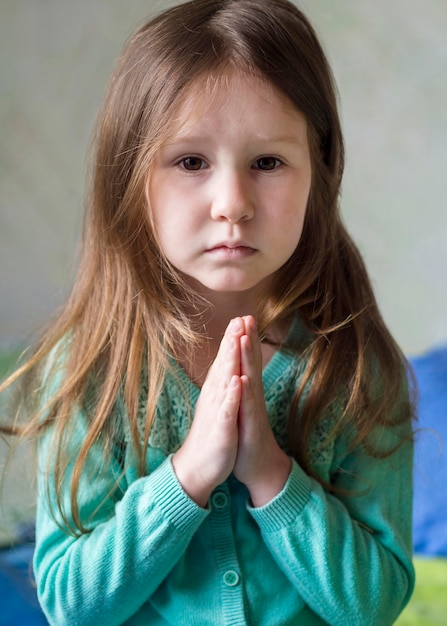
[178,156,207,171]
[252,156,282,171]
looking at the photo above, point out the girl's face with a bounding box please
[149,71,312,300]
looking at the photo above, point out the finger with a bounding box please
[240,332,261,384]
[220,318,243,380]
[209,317,243,372]
[240,333,253,376]
[217,318,244,367]
[241,315,255,348]
[202,318,243,404]
[239,373,254,420]
[220,375,242,422]
[241,316,262,367]
[242,315,256,335]
[239,373,271,447]
[228,316,246,340]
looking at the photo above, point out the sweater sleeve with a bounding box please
[248,426,415,626]
[33,420,209,626]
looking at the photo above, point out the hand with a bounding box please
[234,316,292,507]
[172,318,245,507]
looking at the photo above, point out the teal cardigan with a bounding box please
[34,321,414,625]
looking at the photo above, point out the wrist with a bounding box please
[172,450,214,508]
[247,452,292,508]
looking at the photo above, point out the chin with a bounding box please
[181,270,274,297]
[200,278,273,297]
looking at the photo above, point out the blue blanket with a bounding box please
[411,345,447,557]
[0,543,47,625]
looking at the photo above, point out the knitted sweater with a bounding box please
[34,320,414,625]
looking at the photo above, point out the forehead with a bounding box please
[163,68,306,141]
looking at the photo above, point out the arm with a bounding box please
[34,427,209,626]
[235,316,414,624]
[248,435,414,626]
[34,319,244,626]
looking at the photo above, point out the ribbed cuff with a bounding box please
[248,459,312,532]
[148,455,209,533]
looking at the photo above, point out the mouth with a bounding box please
[206,243,257,259]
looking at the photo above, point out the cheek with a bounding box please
[148,187,177,245]
[281,186,309,228]
[278,191,309,253]
[287,217,306,255]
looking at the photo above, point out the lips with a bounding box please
[206,242,257,259]
[207,241,255,252]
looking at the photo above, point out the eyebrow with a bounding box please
[256,135,306,146]
[162,134,307,148]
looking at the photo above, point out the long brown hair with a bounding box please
[1,0,413,532]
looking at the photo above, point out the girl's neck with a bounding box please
[185,275,274,333]
[180,295,252,386]
[202,296,257,340]
[177,284,289,387]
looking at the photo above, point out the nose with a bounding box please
[210,170,255,223]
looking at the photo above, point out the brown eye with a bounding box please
[253,157,282,171]
[180,157,205,171]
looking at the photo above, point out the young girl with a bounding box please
[1,1,415,624]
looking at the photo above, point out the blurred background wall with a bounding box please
[1,0,446,357]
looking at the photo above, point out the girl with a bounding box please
[1,0,415,624]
